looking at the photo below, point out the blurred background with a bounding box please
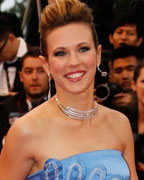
[0,0,143,49]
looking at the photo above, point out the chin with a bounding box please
[66,85,92,94]
[123,87,132,92]
[29,92,43,99]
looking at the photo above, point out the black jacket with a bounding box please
[0,91,28,151]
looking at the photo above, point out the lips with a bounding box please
[119,43,127,47]
[122,81,131,87]
[30,84,40,88]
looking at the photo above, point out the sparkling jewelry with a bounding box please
[48,72,51,101]
[55,95,98,120]
[97,66,107,77]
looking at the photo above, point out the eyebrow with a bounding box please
[53,42,90,51]
[114,65,135,70]
[23,67,44,70]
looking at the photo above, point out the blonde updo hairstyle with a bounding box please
[39,0,99,58]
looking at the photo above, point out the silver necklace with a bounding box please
[55,95,98,120]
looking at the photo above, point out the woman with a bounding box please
[0,0,138,179]
[130,62,144,179]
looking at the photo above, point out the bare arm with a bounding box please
[0,119,34,180]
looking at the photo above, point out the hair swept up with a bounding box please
[39,0,98,57]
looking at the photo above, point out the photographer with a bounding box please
[97,45,140,112]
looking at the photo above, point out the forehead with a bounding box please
[114,25,137,32]
[23,56,43,68]
[46,22,94,48]
[113,56,137,68]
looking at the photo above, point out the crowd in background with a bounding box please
[0,0,144,179]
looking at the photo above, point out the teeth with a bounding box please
[66,72,83,79]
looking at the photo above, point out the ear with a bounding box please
[39,55,50,74]
[19,71,23,82]
[108,34,114,45]
[131,80,136,91]
[96,44,102,67]
[8,33,16,41]
[137,37,143,46]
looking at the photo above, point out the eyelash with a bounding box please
[79,46,90,52]
[54,46,90,57]
[54,51,66,57]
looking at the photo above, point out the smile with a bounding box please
[65,72,85,79]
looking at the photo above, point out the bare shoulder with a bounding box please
[4,100,54,148]
[98,104,131,131]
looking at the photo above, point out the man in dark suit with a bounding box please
[0,47,52,151]
[0,13,28,101]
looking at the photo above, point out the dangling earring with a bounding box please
[97,66,107,77]
[48,72,51,101]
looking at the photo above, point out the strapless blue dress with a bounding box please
[27,149,130,180]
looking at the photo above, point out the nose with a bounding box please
[121,70,129,79]
[68,52,80,66]
[31,70,38,79]
[120,32,127,40]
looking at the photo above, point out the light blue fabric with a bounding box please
[27,149,130,180]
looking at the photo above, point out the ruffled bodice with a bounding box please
[27,149,130,180]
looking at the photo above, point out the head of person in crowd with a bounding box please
[19,47,49,103]
[0,14,23,62]
[109,12,143,49]
[132,61,144,106]
[111,45,140,91]
[0,12,23,37]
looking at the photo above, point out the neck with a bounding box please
[56,90,94,111]
[138,102,144,122]
[55,94,97,120]
[27,95,46,104]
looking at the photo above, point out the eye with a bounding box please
[37,68,45,73]
[127,32,135,36]
[127,66,135,71]
[115,30,122,35]
[54,51,66,56]
[79,46,90,53]
[24,69,32,74]
[115,69,122,74]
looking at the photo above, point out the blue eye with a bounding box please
[38,69,45,73]
[54,51,66,56]
[79,47,90,52]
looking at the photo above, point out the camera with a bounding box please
[95,82,123,100]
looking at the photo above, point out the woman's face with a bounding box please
[46,22,101,94]
[134,67,144,104]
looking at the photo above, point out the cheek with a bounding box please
[113,74,121,81]
[113,34,119,40]
[22,78,29,87]
[136,85,144,98]
[129,35,137,41]
[84,54,97,70]
[49,60,64,78]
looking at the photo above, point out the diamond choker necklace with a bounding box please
[55,95,98,120]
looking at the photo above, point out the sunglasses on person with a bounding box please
[0,37,8,52]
